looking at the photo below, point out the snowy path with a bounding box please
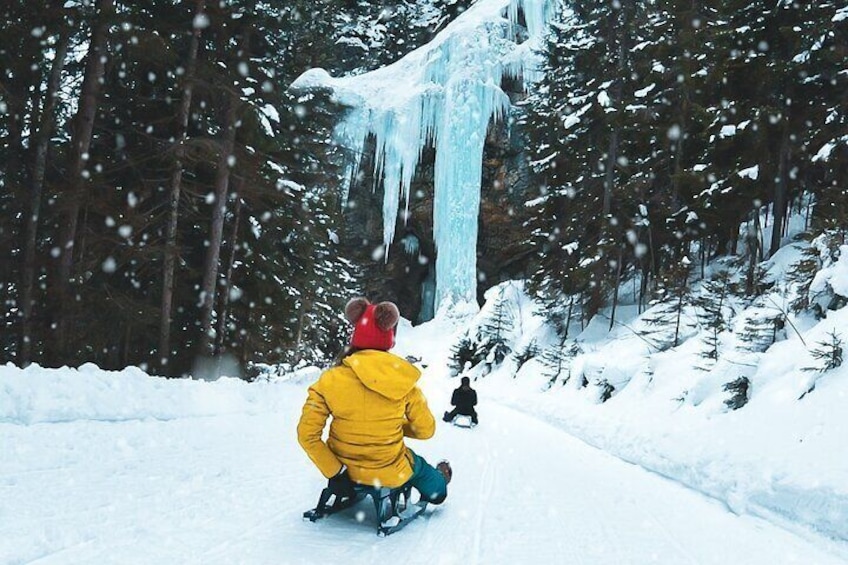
[3,378,846,565]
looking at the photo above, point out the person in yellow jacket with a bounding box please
[297,297,452,504]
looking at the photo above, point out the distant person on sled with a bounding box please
[443,376,478,425]
[297,298,452,506]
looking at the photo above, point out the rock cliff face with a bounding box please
[339,105,536,323]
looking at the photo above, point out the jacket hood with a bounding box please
[343,350,421,400]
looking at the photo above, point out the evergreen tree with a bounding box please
[525,1,656,323]
[512,338,539,374]
[804,330,844,373]
[0,0,362,372]
[448,333,484,377]
[736,308,785,353]
[786,243,819,313]
[723,376,750,410]
[478,287,516,366]
[541,339,581,388]
[640,257,694,350]
[694,270,734,365]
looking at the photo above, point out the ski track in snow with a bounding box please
[3,373,848,564]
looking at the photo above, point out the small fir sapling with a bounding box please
[448,334,485,376]
[804,330,844,373]
[512,339,539,375]
[450,287,518,377]
[723,376,751,410]
[541,339,581,388]
[640,258,693,350]
[478,287,516,366]
[694,270,734,365]
[786,246,820,314]
[737,309,786,353]
[799,331,843,399]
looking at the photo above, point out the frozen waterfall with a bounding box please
[292,0,553,313]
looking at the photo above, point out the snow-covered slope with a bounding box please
[427,235,848,544]
[4,228,848,562]
[2,361,847,564]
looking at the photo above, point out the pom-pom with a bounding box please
[345,297,370,324]
[373,302,400,331]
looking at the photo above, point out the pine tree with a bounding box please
[478,287,516,367]
[448,333,484,377]
[786,244,820,313]
[736,308,785,353]
[541,338,581,389]
[524,1,654,323]
[640,257,694,350]
[694,270,734,365]
[0,0,364,372]
[804,330,844,373]
[512,339,539,374]
[723,376,750,410]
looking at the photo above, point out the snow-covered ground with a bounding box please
[2,322,848,564]
[3,227,847,563]
[405,230,848,550]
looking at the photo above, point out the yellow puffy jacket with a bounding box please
[297,350,436,488]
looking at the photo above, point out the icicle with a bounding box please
[297,0,556,312]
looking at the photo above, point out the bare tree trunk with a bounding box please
[292,299,308,365]
[603,10,631,218]
[670,95,689,210]
[673,286,685,347]
[159,0,206,369]
[805,193,812,232]
[198,88,242,356]
[769,125,791,258]
[603,126,618,217]
[19,30,70,365]
[746,207,763,295]
[3,80,27,319]
[214,194,242,356]
[57,0,114,358]
[609,246,623,331]
[122,325,132,368]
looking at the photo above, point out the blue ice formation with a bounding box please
[401,233,420,256]
[293,0,553,313]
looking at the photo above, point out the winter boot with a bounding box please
[436,460,452,485]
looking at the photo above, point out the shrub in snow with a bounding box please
[798,330,844,400]
[478,291,516,365]
[786,245,820,314]
[541,340,582,388]
[597,379,615,403]
[449,329,511,378]
[803,330,844,374]
[736,307,786,353]
[640,260,695,351]
[449,284,520,377]
[694,270,735,365]
[448,334,485,377]
[512,339,539,375]
[722,376,750,411]
[807,234,848,318]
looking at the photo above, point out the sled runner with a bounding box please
[303,481,428,536]
[449,414,476,428]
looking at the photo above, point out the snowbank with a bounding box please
[0,363,298,425]
[417,256,848,543]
